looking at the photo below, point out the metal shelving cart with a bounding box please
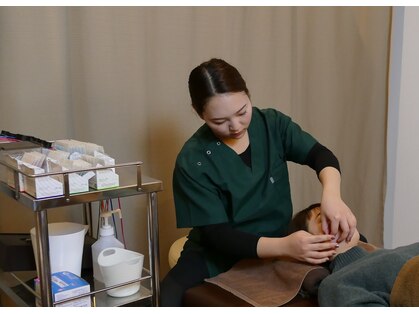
[0,154,163,307]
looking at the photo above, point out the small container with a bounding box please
[98,247,144,297]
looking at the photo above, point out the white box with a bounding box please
[4,155,25,191]
[20,163,63,198]
[90,169,119,190]
[35,271,91,307]
[47,159,95,194]
[79,153,120,190]
[3,154,63,198]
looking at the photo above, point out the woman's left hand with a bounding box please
[318,167,357,243]
[320,196,357,243]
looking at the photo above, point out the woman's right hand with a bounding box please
[284,230,337,264]
[257,231,337,264]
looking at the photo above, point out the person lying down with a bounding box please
[289,203,419,307]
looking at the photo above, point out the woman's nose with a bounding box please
[229,118,240,131]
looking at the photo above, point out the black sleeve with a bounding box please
[305,142,341,176]
[198,223,260,258]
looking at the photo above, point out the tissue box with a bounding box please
[35,271,91,307]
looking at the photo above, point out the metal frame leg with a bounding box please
[34,210,53,306]
[147,192,160,306]
[83,203,93,237]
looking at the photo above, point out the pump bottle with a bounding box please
[92,209,124,282]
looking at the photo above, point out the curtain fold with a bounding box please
[0,6,390,276]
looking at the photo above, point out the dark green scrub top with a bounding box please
[173,107,317,276]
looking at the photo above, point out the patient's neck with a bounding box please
[335,241,358,256]
[331,230,360,259]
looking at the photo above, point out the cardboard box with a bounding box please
[90,169,119,190]
[35,271,91,307]
[21,163,63,198]
[47,159,95,194]
[2,154,64,198]
[3,155,26,191]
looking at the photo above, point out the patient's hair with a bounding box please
[288,203,320,234]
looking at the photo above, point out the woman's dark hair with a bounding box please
[288,203,321,235]
[188,58,250,117]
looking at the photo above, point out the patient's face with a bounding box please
[306,206,324,236]
[306,206,360,250]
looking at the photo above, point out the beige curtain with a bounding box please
[0,6,390,276]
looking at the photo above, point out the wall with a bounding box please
[384,6,419,248]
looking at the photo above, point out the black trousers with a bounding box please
[160,249,209,306]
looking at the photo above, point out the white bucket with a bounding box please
[98,247,144,298]
[30,222,88,277]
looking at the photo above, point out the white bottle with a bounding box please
[92,211,124,282]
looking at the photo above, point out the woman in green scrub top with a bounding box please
[160,58,357,306]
